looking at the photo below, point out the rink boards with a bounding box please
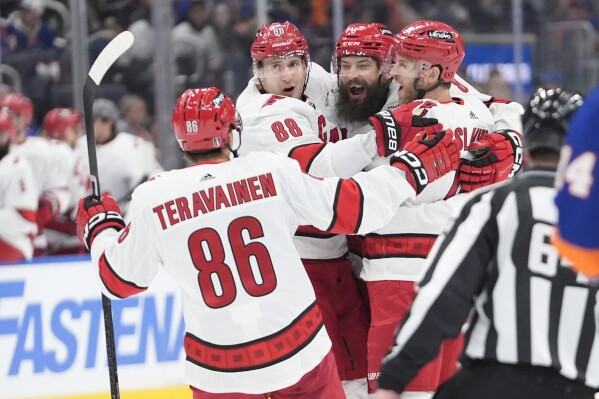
[0,255,189,399]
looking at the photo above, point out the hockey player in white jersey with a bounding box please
[75,98,162,216]
[75,87,461,398]
[0,113,37,262]
[1,93,70,256]
[235,22,428,397]
[41,108,89,254]
[354,21,526,397]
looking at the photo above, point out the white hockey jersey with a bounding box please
[451,74,524,133]
[10,136,70,215]
[76,133,162,213]
[45,140,89,253]
[0,152,37,260]
[351,97,495,281]
[90,152,416,393]
[237,69,379,259]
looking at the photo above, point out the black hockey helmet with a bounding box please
[522,87,583,152]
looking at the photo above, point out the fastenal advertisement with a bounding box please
[0,256,188,399]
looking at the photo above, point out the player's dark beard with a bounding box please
[335,79,390,124]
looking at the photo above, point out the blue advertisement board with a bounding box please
[462,41,535,96]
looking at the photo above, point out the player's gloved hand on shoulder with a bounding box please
[390,129,460,194]
[37,194,61,232]
[76,192,125,250]
[369,102,444,157]
[459,129,523,193]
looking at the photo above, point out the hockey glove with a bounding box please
[369,103,444,157]
[459,129,523,192]
[76,192,125,250]
[37,194,61,232]
[391,129,460,194]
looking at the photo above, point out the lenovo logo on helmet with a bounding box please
[427,30,453,41]
[272,40,294,48]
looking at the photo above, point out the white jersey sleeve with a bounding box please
[0,153,38,259]
[237,93,377,178]
[451,74,524,132]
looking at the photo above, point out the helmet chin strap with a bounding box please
[301,61,311,98]
[413,65,444,100]
[226,128,242,158]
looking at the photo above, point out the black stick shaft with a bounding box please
[83,76,120,399]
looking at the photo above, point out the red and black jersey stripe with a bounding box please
[99,252,147,298]
[184,301,323,372]
[288,143,327,173]
[326,179,364,234]
[484,97,513,107]
[295,225,338,239]
[360,233,438,259]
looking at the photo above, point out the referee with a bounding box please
[373,87,597,399]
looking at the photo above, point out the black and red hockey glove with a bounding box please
[369,103,444,157]
[459,129,523,192]
[76,192,125,250]
[390,129,460,194]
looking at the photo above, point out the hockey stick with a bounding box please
[82,30,134,399]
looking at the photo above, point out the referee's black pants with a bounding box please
[433,359,596,399]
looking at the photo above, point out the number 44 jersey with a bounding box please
[88,151,417,394]
[554,85,599,278]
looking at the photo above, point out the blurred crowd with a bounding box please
[2,0,599,135]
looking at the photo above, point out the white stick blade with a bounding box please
[88,31,134,85]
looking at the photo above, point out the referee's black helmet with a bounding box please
[522,87,583,153]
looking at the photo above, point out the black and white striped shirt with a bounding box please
[377,168,599,393]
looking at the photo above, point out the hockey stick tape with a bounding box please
[89,31,134,85]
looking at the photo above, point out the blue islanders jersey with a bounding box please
[554,85,599,277]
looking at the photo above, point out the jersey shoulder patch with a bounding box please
[262,95,286,108]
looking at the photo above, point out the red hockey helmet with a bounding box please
[251,21,310,71]
[0,113,18,145]
[0,93,34,127]
[43,108,82,140]
[334,23,397,73]
[395,20,465,83]
[172,87,240,152]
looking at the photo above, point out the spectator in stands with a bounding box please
[4,0,59,54]
[211,1,253,99]
[116,94,153,142]
[172,0,223,88]
[4,0,62,126]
